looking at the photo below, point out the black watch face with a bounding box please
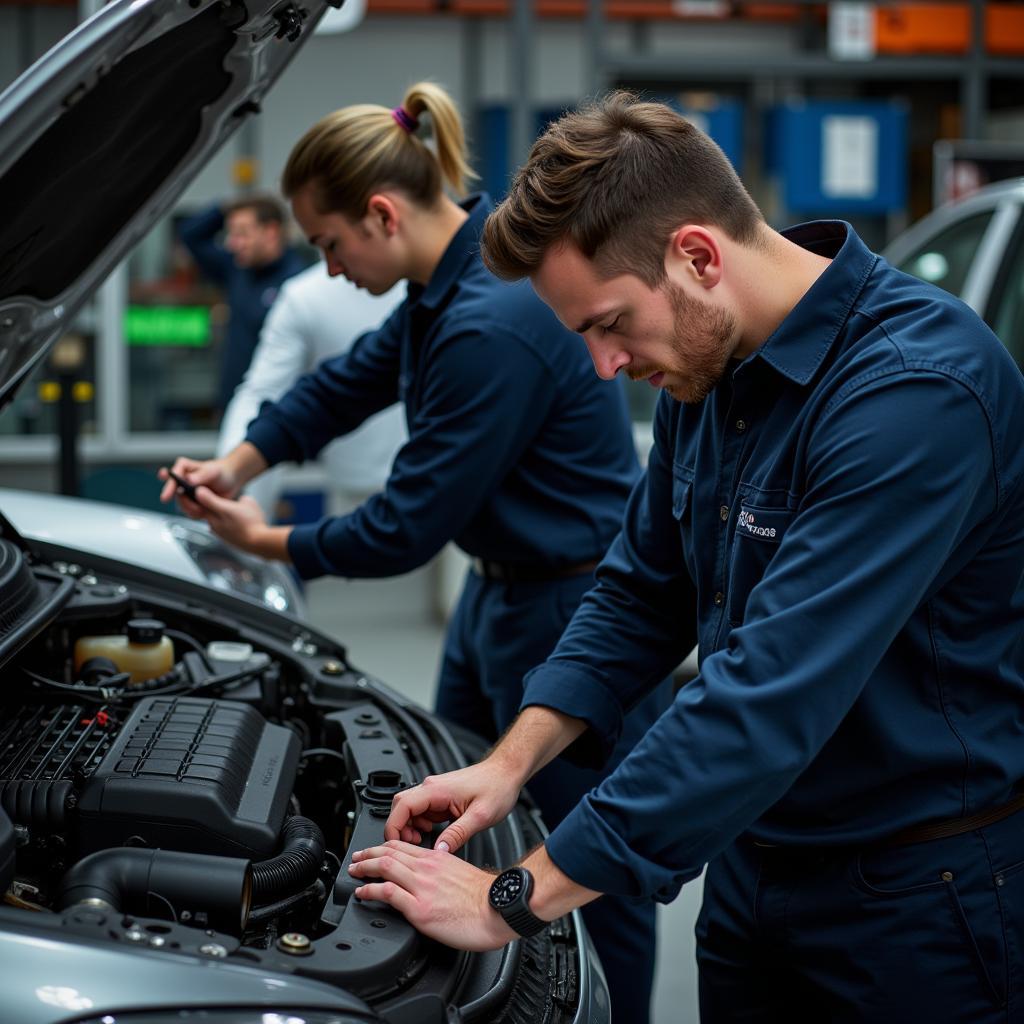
[489,869,525,909]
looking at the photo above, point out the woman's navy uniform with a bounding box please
[246,194,670,1024]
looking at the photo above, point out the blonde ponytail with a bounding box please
[401,82,475,198]
[282,81,477,217]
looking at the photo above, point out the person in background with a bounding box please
[218,263,407,520]
[179,194,306,414]
[351,93,1024,1024]
[160,82,670,1024]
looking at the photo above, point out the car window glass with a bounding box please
[896,210,995,298]
[989,222,1024,369]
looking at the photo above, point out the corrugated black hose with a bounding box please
[251,815,325,906]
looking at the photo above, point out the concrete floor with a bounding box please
[305,562,703,1024]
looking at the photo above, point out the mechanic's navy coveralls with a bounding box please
[179,205,306,412]
[245,195,669,1024]
[523,222,1024,1022]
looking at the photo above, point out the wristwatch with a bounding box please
[488,866,548,938]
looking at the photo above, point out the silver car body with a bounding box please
[0,486,305,615]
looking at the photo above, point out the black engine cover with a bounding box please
[76,696,298,858]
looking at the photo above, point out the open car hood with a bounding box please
[0,0,337,411]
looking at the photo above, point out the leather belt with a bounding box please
[751,792,1024,858]
[881,791,1024,847]
[470,557,599,584]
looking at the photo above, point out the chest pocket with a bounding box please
[728,501,794,626]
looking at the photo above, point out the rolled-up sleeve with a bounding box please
[543,370,998,901]
[285,326,557,579]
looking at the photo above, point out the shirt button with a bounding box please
[719,505,730,522]
[735,419,747,433]
[714,591,725,607]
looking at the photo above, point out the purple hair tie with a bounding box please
[392,107,419,134]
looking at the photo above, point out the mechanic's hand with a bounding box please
[190,489,268,553]
[385,761,520,854]
[348,841,514,952]
[158,456,240,517]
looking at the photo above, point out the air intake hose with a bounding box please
[58,847,252,934]
[251,815,325,905]
[0,779,72,831]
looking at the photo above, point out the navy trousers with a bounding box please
[436,569,673,1024]
[697,813,1024,1022]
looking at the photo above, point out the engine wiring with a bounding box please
[162,628,215,672]
[21,668,128,704]
[21,658,268,706]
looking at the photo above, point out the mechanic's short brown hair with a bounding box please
[224,194,286,226]
[281,81,476,219]
[481,92,765,287]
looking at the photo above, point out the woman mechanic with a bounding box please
[160,82,670,1024]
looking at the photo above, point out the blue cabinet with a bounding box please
[772,100,908,214]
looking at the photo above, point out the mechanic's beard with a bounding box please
[663,281,736,404]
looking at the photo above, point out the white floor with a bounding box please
[304,563,702,1024]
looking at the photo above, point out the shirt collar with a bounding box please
[750,220,878,386]
[409,193,493,311]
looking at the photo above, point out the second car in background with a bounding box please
[884,177,1024,367]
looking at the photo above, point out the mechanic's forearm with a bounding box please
[224,441,270,488]
[486,706,587,790]
[522,844,602,922]
[245,523,294,563]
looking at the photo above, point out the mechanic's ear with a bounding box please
[365,194,399,237]
[667,225,722,288]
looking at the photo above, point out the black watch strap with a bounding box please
[488,867,548,938]
[502,901,548,938]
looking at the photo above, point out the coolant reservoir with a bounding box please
[74,618,174,685]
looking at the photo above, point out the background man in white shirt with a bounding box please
[217,262,407,518]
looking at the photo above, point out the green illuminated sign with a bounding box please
[124,306,211,347]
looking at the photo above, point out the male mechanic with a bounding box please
[179,195,306,413]
[348,93,1024,1022]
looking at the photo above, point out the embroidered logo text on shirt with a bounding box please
[738,510,777,538]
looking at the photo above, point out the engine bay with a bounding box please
[0,535,588,1023]
[0,538,427,949]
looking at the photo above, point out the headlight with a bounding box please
[170,523,304,615]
